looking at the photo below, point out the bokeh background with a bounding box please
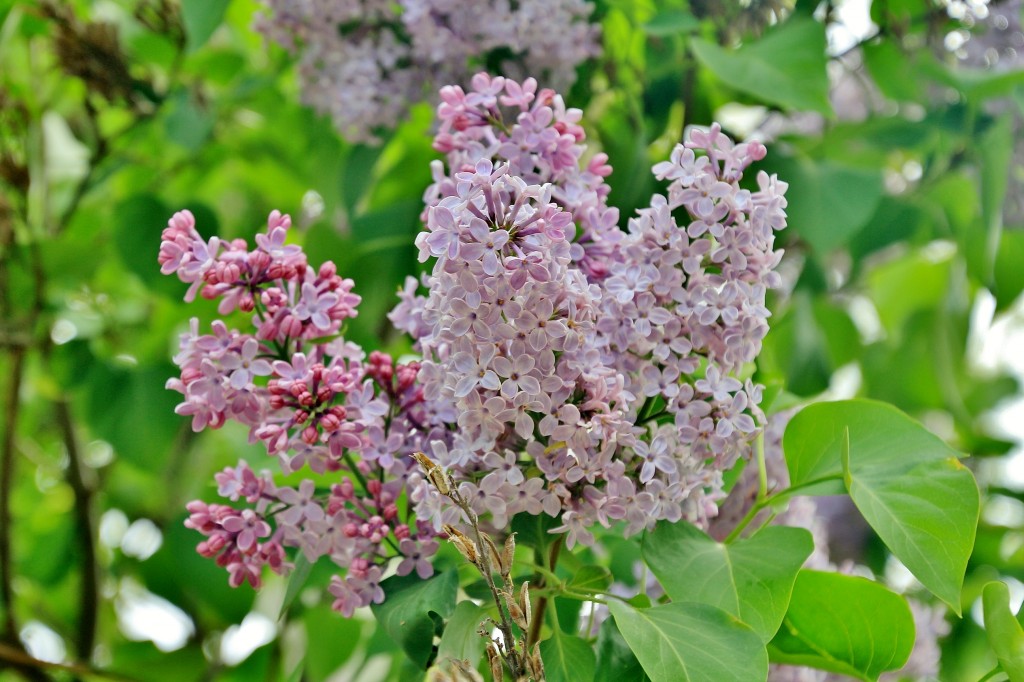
[1,0,1023,679]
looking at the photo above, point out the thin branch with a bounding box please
[0,345,25,641]
[55,399,98,663]
[0,641,139,682]
[527,535,562,648]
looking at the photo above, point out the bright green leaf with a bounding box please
[770,570,915,681]
[569,565,613,594]
[642,521,813,642]
[279,553,313,620]
[862,41,924,102]
[846,455,978,614]
[762,155,883,254]
[371,570,458,668]
[690,18,830,114]
[978,114,1015,286]
[303,605,363,680]
[785,400,978,613]
[995,230,1024,311]
[643,10,700,36]
[608,601,767,682]
[541,627,597,682]
[982,581,1024,681]
[181,0,230,51]
[436,601,487,668]
[595,617,648,682]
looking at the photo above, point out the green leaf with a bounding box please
[690,18,830,114]
[595,618,648,682]
[608,601,767,682]
[785,400,978,613]
[642,522,813,642]
[977,114,1015,286]
[784,399,958,494]
[770,570,915,681]
[303,605,363,680]
[862,41,924,102]
[995,230,1024,311]
[568,565,613,594]
[846,455,978,614]
[371,570,458,668]
[180,0,230,51]
[643,10,700,36]
[279,554,313,620]
[165,89,214,152]
[866,245,953,342]
[761,155,883,254]
[436,601,487,667]
[983,581,1024,681]
[540,627,597,682]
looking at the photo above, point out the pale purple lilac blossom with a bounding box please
[253,0,600,143]
[390,74,790,550]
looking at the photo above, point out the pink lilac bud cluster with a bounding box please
[389,74,789,549]
[253,0,600,143]
[161,211,442,615]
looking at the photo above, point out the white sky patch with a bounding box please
[220,612,277,666]
[99,508,130,549]
[121,518,163,561]
[20,621,66,664]
[116,578,195,652]
[972,575,1024,628]
[826,0,877,55]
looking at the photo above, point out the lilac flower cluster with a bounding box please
[389,74,789,549]
[166,74,789,611]
[253,1,600,142]
[161,211,442,614]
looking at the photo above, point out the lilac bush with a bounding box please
[253,1,600,142]
[162,73,788,616]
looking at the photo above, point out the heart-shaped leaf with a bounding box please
[642,521,813,642]
[785,400,978,614]
[769,570,915,681]
[609,601,767,682]
[541,626,597,682]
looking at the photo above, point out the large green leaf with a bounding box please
[303,605,363,681]
[642,9,700,36]
[994,230,1024,311]
[435,600,487,668]
[371,571,458,668]
[770,570,915,681]
[977,114,1015,286]
[642,522,812,642]
[983,581,1024,681]
[689,18,830,114]
[540,627,597,682]
[608,601,767,682]
[568,565,613,594]
[866,247,952,342]
[862,41,924,102]
[844,451,978,614]
[595,618,648,682]
[784,400,978,613]
[180,0,230,51]
[762,155,883,254]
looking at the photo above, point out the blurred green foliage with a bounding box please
[0,0,1023,679]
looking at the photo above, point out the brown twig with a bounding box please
[526,535,562,649]
[0,641,139,682]
[0,345,25,642]
[55,399,98,663]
